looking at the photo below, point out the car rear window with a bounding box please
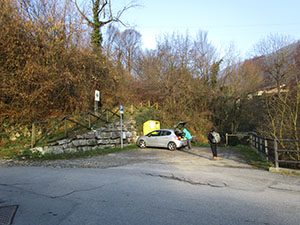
[175,130,184,137]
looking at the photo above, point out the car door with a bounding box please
[156,130,172,147]
[146,130,161,147]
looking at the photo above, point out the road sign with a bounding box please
[95,90,100,102]
[120,105,124,114]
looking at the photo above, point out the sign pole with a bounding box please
[120,105,124,149]
[94,101,98,116]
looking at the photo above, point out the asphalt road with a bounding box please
[1,147,300,225]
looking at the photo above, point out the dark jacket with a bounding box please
[207,132,215,144]
[207,126,217,144]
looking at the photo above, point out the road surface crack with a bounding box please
[50,185,106,198]
[0,183,106,199]
[145,173,227,187]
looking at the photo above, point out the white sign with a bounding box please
[120,105,124,114]
[149,121,155,129]
[95,90,100,102]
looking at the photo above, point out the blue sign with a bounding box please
[120,105,124,114]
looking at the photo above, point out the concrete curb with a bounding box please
[269,167,300,176]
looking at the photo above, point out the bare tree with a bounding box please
[103,24,120,58]
[191,31,217,82]
[253,34,294,95]
[119,29,142,74]
[263,42,300,140]
[74,0,137,52]
[253,34,297,138]
[215,58,265,134]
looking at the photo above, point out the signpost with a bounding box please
[120,105,123,148]
[95,90,100,102]
[94,90,100,116]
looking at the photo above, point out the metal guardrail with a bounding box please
[31,108,120,147]
[226,132,300,169]
[30,101,159,148]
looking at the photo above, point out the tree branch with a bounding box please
[98,0,108,16]
[74,0,93,26]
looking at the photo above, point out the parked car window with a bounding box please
[160,131,171,136]
[149,131,160,136]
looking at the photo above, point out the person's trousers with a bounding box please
[210,143,217,157]
[187,139,192,149]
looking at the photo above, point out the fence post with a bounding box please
[64,118,68,137]
[31,122,36,148]
[131,105,134,114]
[253,136,258,154]
[106,110,109,122]
[274,139,279,168]
[88,113,91,129]
[249,134,253,148]
[225,133,228,146]
[264,139,269,162]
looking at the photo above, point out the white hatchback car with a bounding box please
[136,128,187,151]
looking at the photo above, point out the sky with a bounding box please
[115,0,300,58]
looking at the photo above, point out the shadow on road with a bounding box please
[176,146,254,169]
[180,149,211,160]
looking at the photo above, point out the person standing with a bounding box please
[207,126,219,160]
[183,128,192,149]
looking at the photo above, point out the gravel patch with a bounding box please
[0,149,163,169]
[0,147,251,169]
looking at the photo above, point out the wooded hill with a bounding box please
[1,0,300,143]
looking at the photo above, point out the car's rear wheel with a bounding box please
[139,140,146,148]
[167,142,177,151]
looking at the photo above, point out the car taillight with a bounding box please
[175,136,180,141]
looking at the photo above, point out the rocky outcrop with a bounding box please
[31,120,138,155]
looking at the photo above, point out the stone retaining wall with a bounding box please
[31,120,138,155]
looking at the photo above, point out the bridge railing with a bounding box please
[226,132,300,169]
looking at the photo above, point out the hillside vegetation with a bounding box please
[1,0,300,152]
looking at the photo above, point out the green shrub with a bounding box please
[133,108,161,134]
